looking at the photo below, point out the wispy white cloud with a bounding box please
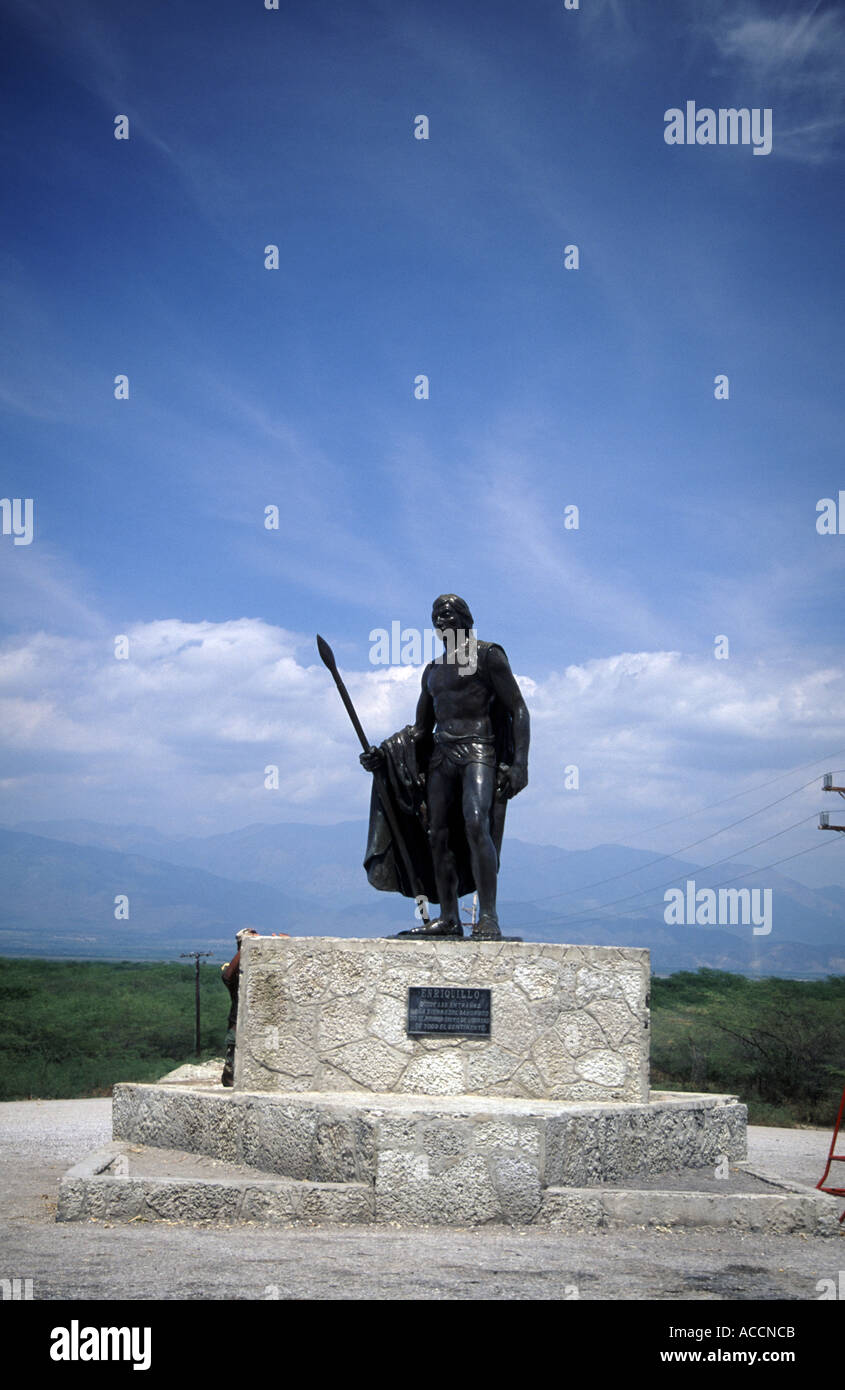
[716,7,845,80]
[7,0,256,240]
[0,543,108,638]
[473,461,667,650]
[706,4,845,162]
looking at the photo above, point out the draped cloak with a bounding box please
[363,641,515,901]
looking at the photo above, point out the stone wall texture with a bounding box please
[234,937,650,1102]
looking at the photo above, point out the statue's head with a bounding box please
[432,594,474,638]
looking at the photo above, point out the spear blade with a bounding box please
[317,634,370,752]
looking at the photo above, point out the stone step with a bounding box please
[539,1182,841,1236]
[112,1082,748,1190]
[57,1142,374,1225]
[59,1141,839,1231]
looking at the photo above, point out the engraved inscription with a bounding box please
[407,986,491,1037]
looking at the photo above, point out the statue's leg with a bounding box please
[427,760,461,926]
[462,762,500,931]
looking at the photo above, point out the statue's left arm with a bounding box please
[487,645,530,798]
[413,665,435,740]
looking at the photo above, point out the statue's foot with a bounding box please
[471,914,502,941]
[394,918,464,939]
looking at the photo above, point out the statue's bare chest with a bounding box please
[426,662,491,717]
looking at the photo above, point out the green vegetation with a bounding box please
[1,959,843,1128]
[0,957,229,1101]
[651,969,845,1126]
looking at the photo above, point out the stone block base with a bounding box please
[235,936,650,1103]
[105,1082,749,1226]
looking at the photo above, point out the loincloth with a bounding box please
[429,729,497,770]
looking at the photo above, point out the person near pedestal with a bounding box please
[220,929,297,1086]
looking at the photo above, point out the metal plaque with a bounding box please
[407,986,491,1037]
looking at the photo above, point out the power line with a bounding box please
[707,837,841,892]
[512,828,835,935]
[509,813,820,931]
[629,748,845,837]
[528,777,821,907]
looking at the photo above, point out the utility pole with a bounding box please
[820,773,845,832]
[180,952,213,1057]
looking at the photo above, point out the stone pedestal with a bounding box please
[235,936,650,1103]
[57,935,768,1227]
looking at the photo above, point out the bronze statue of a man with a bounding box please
[360,595,529,940]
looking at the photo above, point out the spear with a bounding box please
[316,634,422,900]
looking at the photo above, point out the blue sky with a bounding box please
[2,0,845,888]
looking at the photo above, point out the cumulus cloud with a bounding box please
[1,620,841,881]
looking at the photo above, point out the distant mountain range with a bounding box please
[2,819,843,978]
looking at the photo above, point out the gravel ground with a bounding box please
[1,1097,842,1302]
